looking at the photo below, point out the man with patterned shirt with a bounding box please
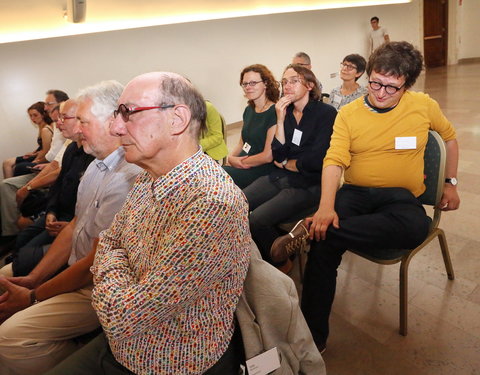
[0,81,140,375]
[46,72,251,375]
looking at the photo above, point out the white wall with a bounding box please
[457,0,480,60]
[0,2,422,174]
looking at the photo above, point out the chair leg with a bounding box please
[399,255,413,336]
[437,229,455,280]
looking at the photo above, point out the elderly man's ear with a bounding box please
[170,105,192,135]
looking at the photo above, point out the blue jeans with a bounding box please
[15,214,54,250]
[301,185,431,346]
[244,175,320,263]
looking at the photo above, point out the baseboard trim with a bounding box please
[458,57,480,64]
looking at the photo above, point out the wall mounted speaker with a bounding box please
[67,0,87,23]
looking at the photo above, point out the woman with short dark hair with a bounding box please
[329,54,367,110]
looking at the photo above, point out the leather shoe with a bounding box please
[270,219,310,263]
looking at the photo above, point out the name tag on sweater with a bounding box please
[242,142,252,154]
[395,136,416,149]
[246,347,280,375]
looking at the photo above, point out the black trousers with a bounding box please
[301,185,431,346]
[45,328,243,375]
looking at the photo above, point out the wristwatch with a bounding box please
[445,177,458,186]
[281,159,288,168]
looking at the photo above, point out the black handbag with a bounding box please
[19,189,49,218]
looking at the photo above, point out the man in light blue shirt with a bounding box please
[0,80,140,375]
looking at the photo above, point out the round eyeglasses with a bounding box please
[340,62,357,71]
[368,80,405,95]
[280,77,304,87]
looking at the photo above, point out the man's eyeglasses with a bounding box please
[58,114,76,122]
[113,103,175,122]
[281,78,303,87]
[340,62,357,71]
[240,80,264,88]
[368,80,405,95]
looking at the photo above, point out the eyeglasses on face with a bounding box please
[368,80,405,95]
[281,77,304,87]
[113,103,175,122]
[58,114,76,122]
[340,62,357,71]
[240,80,264,89]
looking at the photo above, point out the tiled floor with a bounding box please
[227,61,480,375]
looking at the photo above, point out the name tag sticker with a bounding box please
[395,136,416,150]
[292,129,303,146]
[242,142,252,154]
[333,94,342,104]
[246,347,281,375]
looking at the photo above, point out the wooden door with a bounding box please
[423,0,448,67]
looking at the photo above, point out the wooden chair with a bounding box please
[349,130,455,335]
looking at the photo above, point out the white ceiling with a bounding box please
[0,0,410,44]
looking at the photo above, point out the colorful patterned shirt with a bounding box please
[91,150,251,375]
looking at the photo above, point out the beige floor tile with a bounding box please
[410,283,480,338]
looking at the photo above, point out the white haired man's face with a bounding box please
[75,99,114,159]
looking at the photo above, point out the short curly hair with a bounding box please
[366,41,423,89]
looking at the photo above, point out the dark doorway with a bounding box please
[423,0,448,67]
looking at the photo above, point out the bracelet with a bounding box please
[30,289,40,306]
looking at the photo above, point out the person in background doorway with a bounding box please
[370,16,390,54]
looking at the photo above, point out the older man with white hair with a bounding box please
[45,72,251,375]
[0,80,140,375]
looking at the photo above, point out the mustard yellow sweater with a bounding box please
[324,91,456,197]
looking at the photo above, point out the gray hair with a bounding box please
[157,73,206,138]
[76,80,124,123]
[293,52,311,65]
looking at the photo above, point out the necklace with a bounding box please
[255,98,270,113]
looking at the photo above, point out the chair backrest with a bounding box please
[418,130,446,228]
[220,114,228,165]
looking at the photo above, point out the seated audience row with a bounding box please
[0,41,460,375]
[0,90,69,253]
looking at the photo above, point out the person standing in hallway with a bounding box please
[370,16,390,54]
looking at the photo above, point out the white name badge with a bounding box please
[242,142,252,154]
[333,94,342,104]
[292,129,303,146]
[395,136,416,150]
[246,347,281,375]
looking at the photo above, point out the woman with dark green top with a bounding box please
[223,64,279,189]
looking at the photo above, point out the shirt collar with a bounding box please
[150,148,204,201]
[94,147,125,172]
